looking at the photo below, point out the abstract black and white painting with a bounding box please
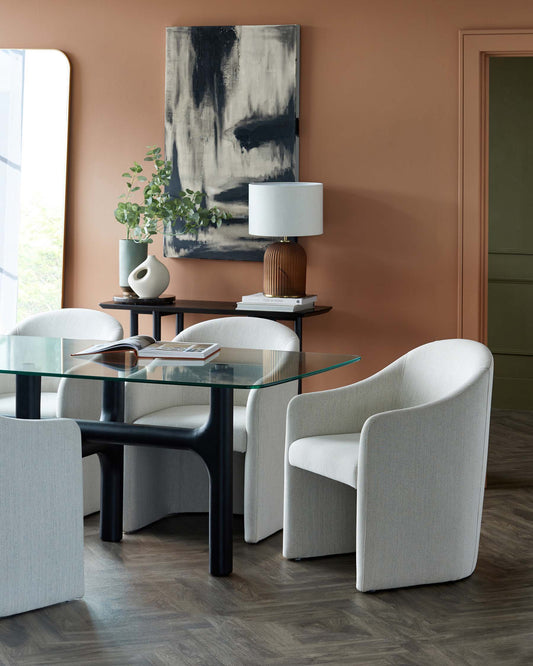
[164,25,300,260]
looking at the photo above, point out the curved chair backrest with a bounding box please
[8,308,123,393]
[9,308,123,341]
[175,317,300,406]
[175,316,299,352]
[394,339,493,409]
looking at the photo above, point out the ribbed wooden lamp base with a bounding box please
[263,240,307,297]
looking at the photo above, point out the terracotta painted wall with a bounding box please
[3,0,533,391]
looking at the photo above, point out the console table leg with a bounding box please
[130,311,139,336]
[295,316,303,351]
[153,312,162,340]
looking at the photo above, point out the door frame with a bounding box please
[459,29,533,341]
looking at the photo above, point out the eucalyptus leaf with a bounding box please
[116,145,230,242]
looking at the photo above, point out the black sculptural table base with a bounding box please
[15,374,234,577]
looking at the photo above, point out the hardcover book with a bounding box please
[235,302,315,312]
[240,292,317,306]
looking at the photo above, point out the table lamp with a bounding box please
[248,182,323,298]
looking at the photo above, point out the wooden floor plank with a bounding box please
[0,412,531,665]
[487,409,533,488]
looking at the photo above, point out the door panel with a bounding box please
[488,57,533,409]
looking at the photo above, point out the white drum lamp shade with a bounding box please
[248,183,323,297]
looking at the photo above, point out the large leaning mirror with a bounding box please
[0,49,69,332]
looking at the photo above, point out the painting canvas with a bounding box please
[164,25,300,260]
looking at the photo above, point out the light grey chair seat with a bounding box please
[0,308,124,515]
[135,404,248,452]
[288,433,361,488]
[283,339,494,592]
[0,392,57,418]
[124,316,300,543]
[0,416,84,617]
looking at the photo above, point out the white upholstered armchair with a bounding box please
[0,308,124,515]
[0,416,84,616]
[123,316,300,543]
[283,339,493,592]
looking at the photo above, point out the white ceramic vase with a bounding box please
[128,255,170,299]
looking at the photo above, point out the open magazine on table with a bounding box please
[72,335,220,360]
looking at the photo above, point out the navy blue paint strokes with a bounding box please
[164,25,300,261]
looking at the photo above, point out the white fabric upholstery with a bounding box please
[124,317,299,543]
[283,339,494,592]
[135,405,248,452]
[0,392,57,419]
[0,416,84,616]
[288,433,361,488]
[0,308,124,515]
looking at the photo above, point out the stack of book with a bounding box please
[235,293,317,312]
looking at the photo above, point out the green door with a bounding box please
[488,57,533,409]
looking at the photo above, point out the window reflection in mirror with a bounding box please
[0,49,69,332]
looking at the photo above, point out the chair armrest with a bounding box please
[286,361,402,444]
[359,369,492,481]
[244,379,298,541]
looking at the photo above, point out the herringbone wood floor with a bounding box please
[1,411,532,666]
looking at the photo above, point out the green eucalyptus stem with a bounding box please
[114,146,230,243]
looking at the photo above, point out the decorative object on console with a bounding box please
[112,295,176,305]
[119,239,148,297]
[248,182,323,297]
[115,147,176,244]
[115,146,229,295]
[115,146,228,243]
[128,255,170,299]
[164,25,300,261]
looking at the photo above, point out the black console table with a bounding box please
[99,299,332,351]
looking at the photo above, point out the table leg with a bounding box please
[200,387,234,576]
[98,380,125,542]
[98,445,124,541]
[78,384,235,574]
[15,374,41,419]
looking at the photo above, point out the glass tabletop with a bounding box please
[0,335,361,389]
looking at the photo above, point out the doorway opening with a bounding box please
[460,30,533,487]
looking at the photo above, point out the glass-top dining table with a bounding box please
[0,334,361,576]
